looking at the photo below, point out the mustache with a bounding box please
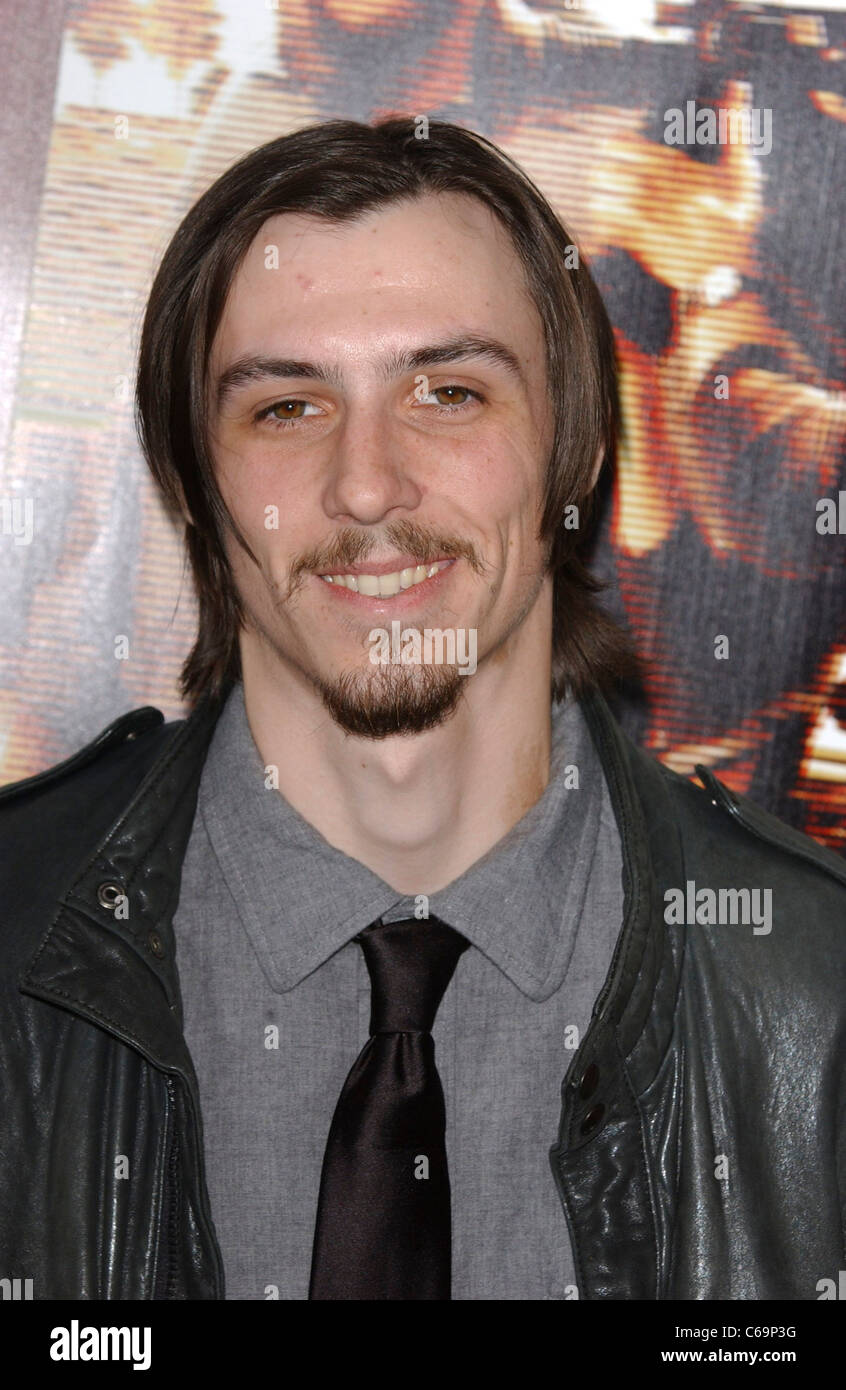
[287,519,487,593]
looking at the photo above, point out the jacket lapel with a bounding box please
[19,689,227,1080]
[549,688,685,1298]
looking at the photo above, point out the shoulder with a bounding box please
[0,705,169,803]
[0,704,183,817]
[659,752,846,896]
[626,741,846,1008]
[0,705,188,909]
[585,685,846,982]
[0,683,229,862]
[587,687,846,896]
[0,687,231,978]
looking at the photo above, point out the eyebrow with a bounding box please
[214,333,525,410]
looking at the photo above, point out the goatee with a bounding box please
[315,660,467,738]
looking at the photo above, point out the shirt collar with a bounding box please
[198,680,608,1000]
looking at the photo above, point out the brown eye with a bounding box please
[416,384,483,411]
[433,386,471,405]
[255,398,321,429]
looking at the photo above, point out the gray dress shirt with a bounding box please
[173,680,624,1300]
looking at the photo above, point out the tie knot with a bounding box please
[356,915,469,1034]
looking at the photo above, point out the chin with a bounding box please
[314,661,468,739]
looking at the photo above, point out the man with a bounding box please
[1,116,844,1301]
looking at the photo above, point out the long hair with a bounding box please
[135,115,637,708]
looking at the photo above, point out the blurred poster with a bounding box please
[2,0,844,851]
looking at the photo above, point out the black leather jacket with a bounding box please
[1,682,845,1300]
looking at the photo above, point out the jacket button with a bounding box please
[97,882,124,910]
[148,931,165,958]
[580,1103,605,1136]
[578,1062,599,1099]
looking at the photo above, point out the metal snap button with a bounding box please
[580,1103,605,1136]
[578,1062,600,1099]
[97,882,124,910]
[148,931,165,959]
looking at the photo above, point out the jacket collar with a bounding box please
[574,689,684,1107]
[20,679,682,1092]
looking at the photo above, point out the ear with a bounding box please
[589,444,606,492]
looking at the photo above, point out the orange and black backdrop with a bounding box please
[1,1,844,852]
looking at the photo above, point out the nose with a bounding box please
[322,402,422,525]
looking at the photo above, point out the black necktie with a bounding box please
[308,914,469,1300]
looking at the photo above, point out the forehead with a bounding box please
[211,192,543,366]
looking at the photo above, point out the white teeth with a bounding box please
[378,571,402,596]
[319,560,450,595]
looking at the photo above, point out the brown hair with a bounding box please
[135,115,637,707]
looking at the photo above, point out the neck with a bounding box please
[239,594,554,895]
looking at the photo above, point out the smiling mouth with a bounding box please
[319,559,453,597]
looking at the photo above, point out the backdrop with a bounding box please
[2,0,844,853]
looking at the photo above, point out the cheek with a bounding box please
[217,446,310,547]
[485,412,544,483]
[464,434,544,533]
[215,467,283,585]
[218,438,274,505]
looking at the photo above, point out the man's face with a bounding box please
[208,191,554,737]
